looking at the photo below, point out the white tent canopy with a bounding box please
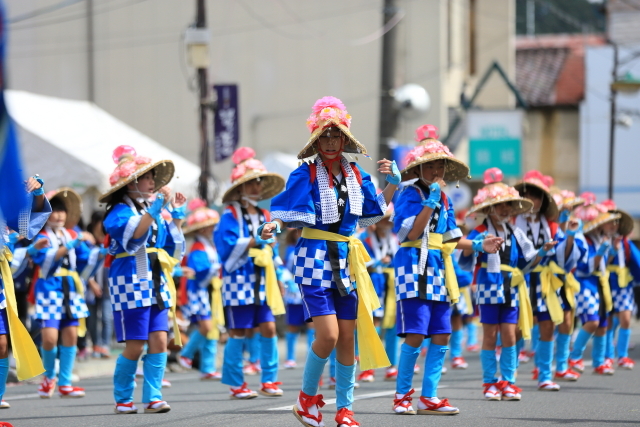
[6,90,201,209]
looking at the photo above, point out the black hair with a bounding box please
[522,186,549,215]
[50,197,67,212]
[88,210,105,236]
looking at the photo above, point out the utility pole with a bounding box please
[608,42,618,201]
[196,0,210,203]
[86,0,94,102]
[377,0,399,175]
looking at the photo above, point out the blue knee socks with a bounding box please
[531,324,540,355]
[396,343,420,394]
[354,329,359,357]
[466,321,478,347]
[181,329,205,360]
[496,332,502,348]
[384,326,399,366]
[592,335,606,368]
[302,348,329,396]
[222,337,245,387]
[249,333,261,364]
[537,340,553,383]
[422,343,447,397]
[260,335,279,383]
[113,354,138,403]
[42,346,57,380]
[200,338,217,374]
[570,328,593,360]
[58,345,76,386]
[329,348,337,378]
[500,345,517,384]
[335,360,356,410]
[617,328,631,359]
[605,326,616,360]
[450,329,463,359]
[0,358,8,401]
[516,337,525,368]
[481,349,498,384]
[142,352,167,403]
[307,329,315,348]
[286,332,298,361]
[555,333,571,373]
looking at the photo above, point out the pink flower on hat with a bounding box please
[414,124,439,142]
[483,167,503,184]
[601,199,617,210]
[232,147,256,165]
[403,139,452,166]
[306,96,351,133]
[473,183,519,205]
[187,208,219,226]
[580,192,597,206]
[574,203,607,222]
[188,198,207,211]
[312,96,346,114]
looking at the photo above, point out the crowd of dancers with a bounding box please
[0,96,638,427]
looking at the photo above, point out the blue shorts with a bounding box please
[190,314,212,323]
[300,285,358,322]
[535,311,552,322]
[397,298,452,337]
[0,309,7,335]
[114,305,168,342]
[225,304,275,330]
[579,313,608,328]
[479,304,519,325]
[286,304,306,326]
[40,316,80,330]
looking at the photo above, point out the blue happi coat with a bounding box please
[103,196,185,312]
[610,237,640,312]
[270,157,386,294]
[392,183,462,302]
[184,235,221,318]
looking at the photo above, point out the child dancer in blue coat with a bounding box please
[102,146,186,414]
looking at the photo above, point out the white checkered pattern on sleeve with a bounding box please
[476,283,519,307]
[612,286,635,313]
[109,271,172,311]
[186,288,211,318]
[575,287,599,317]
[293,246,354,292]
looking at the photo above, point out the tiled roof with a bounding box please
[516,35,606,107]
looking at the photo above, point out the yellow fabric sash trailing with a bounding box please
[116,247,182,346]
[248,245,285,316]
[400,234,460,303]
[607,265,632,289]
[1,247,45,380]
[532,262,565,325]
[594,270,613,313]
[53,268,87,338]
[460,286,474,315]
[301,228,390,370]
[562,271,581,310]
[208,276,224,340]
[381,268,396,330]
[481,263,533,339]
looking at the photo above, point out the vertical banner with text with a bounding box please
[213,84,239,162]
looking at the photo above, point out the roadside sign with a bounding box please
[468,110,523,178]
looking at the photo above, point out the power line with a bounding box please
[9,0,85,24]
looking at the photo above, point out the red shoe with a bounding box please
[328,377,336,390]
[605,358,614,368]
[385,367,398,381]
[417,396,459,415]
[518,350,530,363]
[451,357,468,369]
[392,388,416,414]
[259,381,284,397]
[178,356,193,370]
[618,357,635,370]
[335,407,360,426]
[420,347,427,357]
[500,382,522,401]
[243,362,260,375]
[531,367,539,380]
[568,358,584,373]
[357,369,374,382]
[229,382,258,399]
[413,364,420,373]
[114,401,138,414]
[144,400,171,413]
[467,344,480,353]
[593,365,614,375]
[200,372,222,381]
[59,385,85,398]
[554,369,580,381]
[483,383,501,401]
[293,390,325,427]
[38,377,57,398]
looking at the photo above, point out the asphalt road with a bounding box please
[2,332,640,427]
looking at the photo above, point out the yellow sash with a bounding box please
[400,234,460,303]
[594,270,613,313]
[116,247,182,346]
[248,245,285,316]
[301,228,390,370]
[381,267,396,330]
[460,286,474,315]
[607,265,632,289]
[1,248,45,380]
[208,276,224,340]
[481,263,533,339]
[51,268,87,338]
[532,261,565,325]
